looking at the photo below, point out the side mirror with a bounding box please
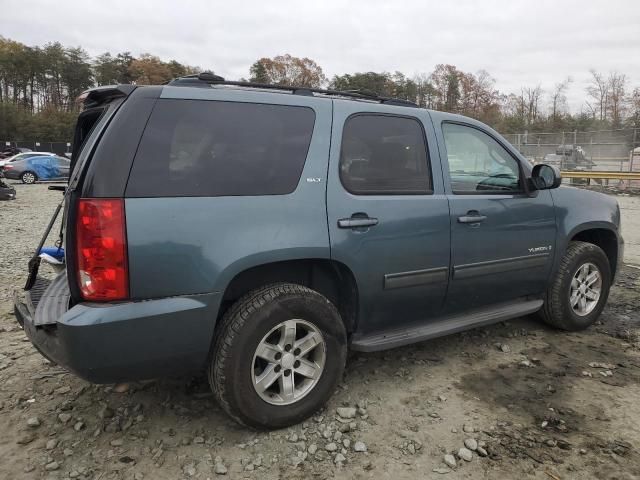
[531,164,562,190]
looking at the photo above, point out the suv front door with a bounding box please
[433,116,557,312]
[327,102,450,335]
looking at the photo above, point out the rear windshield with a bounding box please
[126,99,315,197]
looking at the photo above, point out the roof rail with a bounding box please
[166,72,419,108]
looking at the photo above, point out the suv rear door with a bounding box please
[327,101,450,335]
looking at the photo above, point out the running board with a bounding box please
[350,299,543,352]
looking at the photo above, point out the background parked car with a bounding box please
[1,155,70,184]
[0,146,32,159]
[0,151,56,168]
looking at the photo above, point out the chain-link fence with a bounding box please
[1,140,72,156]
[502,128,640,173]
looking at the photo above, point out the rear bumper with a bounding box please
[14,275,221,383]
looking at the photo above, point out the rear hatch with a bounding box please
[20,85,161,325]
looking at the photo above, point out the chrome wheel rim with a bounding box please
[23,172,35,184]
[569,262,602,316]
[251,319,326,406]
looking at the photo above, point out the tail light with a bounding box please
[76,198,129,301]
[3,164,13,169]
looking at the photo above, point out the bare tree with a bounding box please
[412,73,437,109]
[522,85,543,125]
[607,72,627,127]
[630,87,640,129]
[586,70,608,121]
[550,77,572,120]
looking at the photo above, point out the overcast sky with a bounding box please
[3,0,639,112]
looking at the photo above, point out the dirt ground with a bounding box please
[0,183,639,480]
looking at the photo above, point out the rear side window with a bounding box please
[340,114,431,195]
[126,100,315,197]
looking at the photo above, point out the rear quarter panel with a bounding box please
[125,87,333,299]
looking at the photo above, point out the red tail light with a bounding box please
[76,198,129,301]
[3,164,13,169]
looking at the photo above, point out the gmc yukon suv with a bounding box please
[14,73,624,429]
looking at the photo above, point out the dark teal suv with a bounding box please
[14,73,624,429]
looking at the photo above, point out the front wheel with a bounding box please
[539,241,611,331]
[21,171,37,184]
[209,283,347,429]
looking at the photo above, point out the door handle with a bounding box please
[338,216,379,229]
[458,211,487,224]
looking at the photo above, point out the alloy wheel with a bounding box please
[569,262,602,316]
[251,319,326,405]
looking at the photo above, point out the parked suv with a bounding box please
[14,74,624,429]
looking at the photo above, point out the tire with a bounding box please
[209,283,347,429]
[21,171,37,184]
[539,241,611,331]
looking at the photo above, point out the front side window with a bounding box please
[127,100,315,197]
[340,114,431,195]
[442,123,521,194]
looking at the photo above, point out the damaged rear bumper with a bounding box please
[14,272,222,383]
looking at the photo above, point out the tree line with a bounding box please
[249,56,639,134]
[0,37,202,141]
[1,36,639,142]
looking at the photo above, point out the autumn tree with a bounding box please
[458,70,500,123]
[249,54,326,88]
[429,64,461,112]
[128,54,174,85]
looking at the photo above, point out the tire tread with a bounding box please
[208,283,335,427]
[539,241,610,330]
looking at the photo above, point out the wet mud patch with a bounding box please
[597,267,640,347]
[457,319,640,475]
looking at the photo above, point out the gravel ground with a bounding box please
[0,183,639,480]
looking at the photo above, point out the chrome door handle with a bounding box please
[338,217,379,229]
[458,211,487,224]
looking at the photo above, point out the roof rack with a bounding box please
[166,72,418,108]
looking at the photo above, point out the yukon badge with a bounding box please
[529,245,552,253]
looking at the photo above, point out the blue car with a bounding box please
[1,155,71,184]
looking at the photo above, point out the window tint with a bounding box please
[340,114,431,195]
[126,100,315,197]
[442,123,521,194]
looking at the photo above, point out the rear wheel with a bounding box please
[209,283,347,429]
[21,171,37,184]
[539,241,611,331]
